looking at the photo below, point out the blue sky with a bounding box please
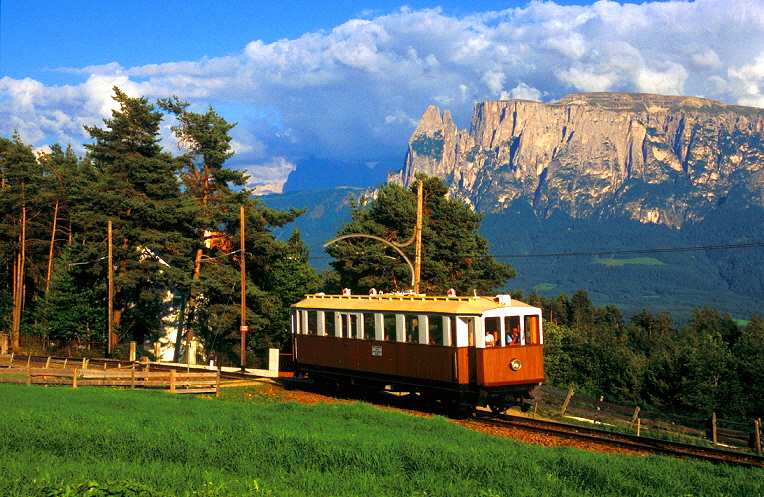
[2,0,763,192]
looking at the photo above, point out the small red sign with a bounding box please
[240,326,249,332]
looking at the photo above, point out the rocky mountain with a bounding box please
[391,93,764,228]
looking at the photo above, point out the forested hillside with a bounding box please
[264,189,764,321]
[483,203,764,320]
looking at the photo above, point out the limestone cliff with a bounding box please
[392,93,764,227]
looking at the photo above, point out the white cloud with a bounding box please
[3,0,764,186]
[241,157,296,194]
[502,83,542,101]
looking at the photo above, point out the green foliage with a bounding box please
[33,252,107,341]
[326,175,514,295]
[2,385,762,497]
[537,290,764,421]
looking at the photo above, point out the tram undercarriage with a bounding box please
[297,364,536,415]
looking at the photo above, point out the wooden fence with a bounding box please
[534,385,762,454]
[0,354,220,395]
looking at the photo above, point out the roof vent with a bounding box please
[497,294,512,305]
[342,288,351,296]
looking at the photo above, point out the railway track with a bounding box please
[473,411,764,468]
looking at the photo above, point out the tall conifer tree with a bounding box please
[326,175,514,295]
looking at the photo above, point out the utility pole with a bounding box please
[107,220,114,356]
[414,180,423,294]
[323,177,426,294]
[239,205,247,371]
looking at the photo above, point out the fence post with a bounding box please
[711,412,718,446]
[629,406,641,428]
[72,367,78,389]
[215,369,221,398]
[62,358,67,369]
[130,366,136,389]
[129,341,136,362]
[532,402,538,419]
[45,357,51,369]
[637,418,641,437]
[26,362,31,386]
[561,389,574,416]
[0,333,7,354]
[153,342,161,362]
[169,369,176,393]
[81,358,87,369]
[755,418,762,455]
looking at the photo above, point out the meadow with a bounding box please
[1,384,763,497]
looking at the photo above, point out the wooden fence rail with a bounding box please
[535,385,762,453]
[0,364,220,396]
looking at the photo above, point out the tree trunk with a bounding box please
[11,206,26,351]
[46,199,60,292]
[184,247,204,365]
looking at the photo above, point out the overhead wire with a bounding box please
[308,241,764,260]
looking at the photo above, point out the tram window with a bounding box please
[405,315,418,342]
[467,318,475,347]
[325,312,336,337]
[505,316,521,345]
[429,316,444,345]
[307,311,317,335]
[484,317,499,347]
[349,314,360,339]
[383,314,397,341]
[525,315,540,344]
[363,313,375,339]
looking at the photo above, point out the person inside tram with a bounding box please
[485,331,496,347]
[506,325,520,345]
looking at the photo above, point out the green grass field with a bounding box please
[1,384,763,496]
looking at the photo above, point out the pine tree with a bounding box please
[75,87,191,346]
[325,175,514,295]
[159,97,317,359]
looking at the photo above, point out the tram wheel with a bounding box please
[489,402,507,414]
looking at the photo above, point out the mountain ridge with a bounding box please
[391,92,764,228]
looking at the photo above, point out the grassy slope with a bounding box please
[1,385,763,497]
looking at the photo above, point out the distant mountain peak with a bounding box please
[392,92,764,228]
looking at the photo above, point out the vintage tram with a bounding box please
[291,292,545,413]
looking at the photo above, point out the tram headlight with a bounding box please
[509,359,522,371]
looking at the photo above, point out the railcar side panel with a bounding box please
[476,345,545,386]
[295,335,468,384]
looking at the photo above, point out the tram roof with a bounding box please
[292,294,537,315]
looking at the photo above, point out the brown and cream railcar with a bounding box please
[291,293,544,413]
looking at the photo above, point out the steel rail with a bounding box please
[473,411,764,468]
